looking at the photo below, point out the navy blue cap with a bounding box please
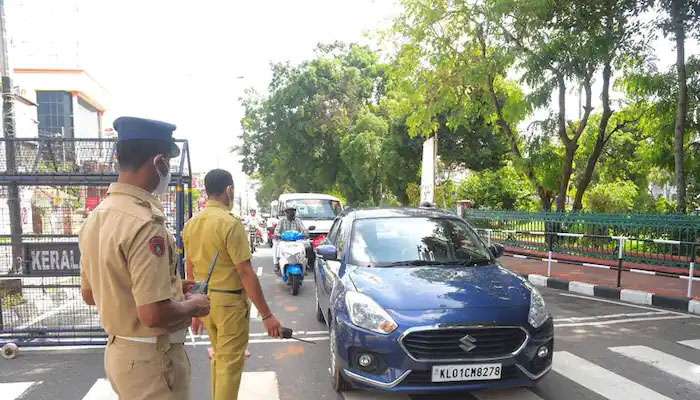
[113,116,180,158]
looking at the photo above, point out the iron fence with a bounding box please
[464,210,700,270]
[0,137,192,346]
[476,228,699,297]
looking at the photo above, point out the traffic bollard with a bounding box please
[688,244,696,298]
[615,237,625,288]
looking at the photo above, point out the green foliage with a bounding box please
[239,43,421,206]
[583,181,639,213]
[457,165,536,210]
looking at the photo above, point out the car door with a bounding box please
[317,218,342,313]
[324,216,351,300]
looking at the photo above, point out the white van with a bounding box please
[276,193,343,243]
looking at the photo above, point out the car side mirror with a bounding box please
[489,243,505,259]
[308,225,316,231]
[316,244,337,261]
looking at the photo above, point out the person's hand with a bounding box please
[191,317,204,335]
[263,314,282,338]
[182,280,196,294]
[187,293,210,317]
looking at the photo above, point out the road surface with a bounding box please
[2,247,700,400]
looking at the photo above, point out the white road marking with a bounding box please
[256,266,263,277]
[678,339,700,350]
[81,378,117,400]
[304,330,329,335]
[187,336,330,346]
[239,371,279,400]
[0,381,39,400]
[555,315,690,328]
[558,293,700,319]
[610,345,700,385]
[553,311,668,323]
[249,336,329,344]
[553,351,674,400]
[473,388,545,400]
[250,304,259,320]
[512,254,527,259]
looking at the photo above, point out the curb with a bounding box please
[522,273,700,315]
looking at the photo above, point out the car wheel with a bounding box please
[315,284,325,323]
[329,319,351,392]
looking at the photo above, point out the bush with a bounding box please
[583,181,638,213]
[457,165,535,210]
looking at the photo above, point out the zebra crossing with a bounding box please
[3,338,699,400]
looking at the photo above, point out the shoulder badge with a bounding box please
[149,236,166,257]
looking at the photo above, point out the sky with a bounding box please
[6,0,400,207]
[5,0,698,202]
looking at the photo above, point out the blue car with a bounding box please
[313,208,553,394]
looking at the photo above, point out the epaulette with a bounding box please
[150,203,166,223]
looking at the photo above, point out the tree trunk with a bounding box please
[573,61,614,211]
[672,0,688,213]
[475,27,554,210]
[555,74,592,212]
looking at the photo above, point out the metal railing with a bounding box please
[464,210,700,269]
[0,137,193,346]
[476,228,698,297]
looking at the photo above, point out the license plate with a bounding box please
[431,363,502,382]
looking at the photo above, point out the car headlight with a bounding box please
[345,291,398,334]
[528,286,549,328]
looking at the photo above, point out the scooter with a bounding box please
[276,230,307,295]
[248,225,257,254]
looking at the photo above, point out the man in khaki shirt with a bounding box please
[184,169,282,400]
[80,117,210,400]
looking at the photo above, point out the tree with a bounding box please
[494,0,651,211]
[458,164,536,210]
[339,111,388,205]
[239,43,423,206]
[388,0,550,207]
[623,55,700,209]
[658,0,700,212]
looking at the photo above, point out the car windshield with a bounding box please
[349,217,492,267]
[285,199,341,219]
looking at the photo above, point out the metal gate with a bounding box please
[0,137,192,347]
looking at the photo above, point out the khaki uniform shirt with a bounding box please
[79,182,183,337]
[183,200,251,298]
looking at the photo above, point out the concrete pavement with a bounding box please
[2,247,700,400]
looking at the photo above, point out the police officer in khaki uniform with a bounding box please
[80,117,211,400]
[184,169,282,400]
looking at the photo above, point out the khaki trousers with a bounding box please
[105,336,191,400]
[204,292,250,400]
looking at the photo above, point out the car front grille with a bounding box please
[401,327,527,361]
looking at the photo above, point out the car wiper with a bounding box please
[443,258,493,267]
[374,260,446,268]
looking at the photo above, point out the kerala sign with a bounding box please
[25,243,81,276]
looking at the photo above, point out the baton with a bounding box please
[191,251,219,295]
[281,327,316,344]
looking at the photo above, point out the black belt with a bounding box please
[209,288,243,295]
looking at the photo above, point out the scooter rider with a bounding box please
[273,206,308,275]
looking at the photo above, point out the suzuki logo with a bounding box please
[459,334,477,353]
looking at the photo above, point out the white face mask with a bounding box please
[153,156,171,195]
